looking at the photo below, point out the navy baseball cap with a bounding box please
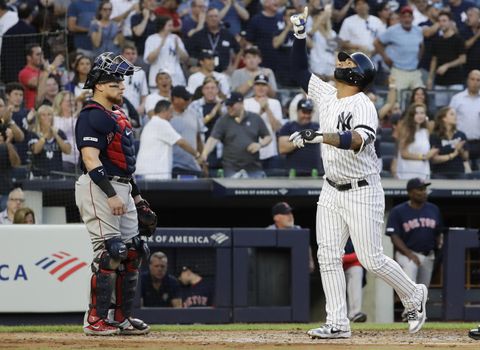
[297,98,314,111]
[199,49,215,60]
[225,92,244,106]
[406,178,431,191]
[272,202,293,216]
[171,85,191,100]
[254,73,269,85]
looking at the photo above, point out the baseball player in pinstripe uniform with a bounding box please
[288,7,428,339]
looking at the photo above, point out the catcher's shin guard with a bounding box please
[87,242,124,324]
[114,246,150,335]
[116,269,139,319]
[87,267,116,323]
[114,242,142,320]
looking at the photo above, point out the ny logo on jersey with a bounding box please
[336,112,353,131]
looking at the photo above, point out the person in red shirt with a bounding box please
[155,0,182,32]
[18,43,48,110]
[18,43,64,110]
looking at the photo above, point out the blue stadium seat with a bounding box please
[380,141,396,157]
[382,155,394,172]
[380,127,394,143]
[11,167,29,181]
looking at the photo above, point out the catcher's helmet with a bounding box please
[84,52,140,89]
[334,51,376,90]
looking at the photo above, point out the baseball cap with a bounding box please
[254,73,269,85]
[297,98,314,111]
[272,202,293,216]
[400,5,413,15]
[156,68,171,79]
[244,46,261,56]
[225,92,244,106]
[178,265,200,275]
[199,49,215,60]
[171,85,191,100]
[406,178,431,191]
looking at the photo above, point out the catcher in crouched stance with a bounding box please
[74,52,157,336]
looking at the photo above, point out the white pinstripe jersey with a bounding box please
[308,75,380,183]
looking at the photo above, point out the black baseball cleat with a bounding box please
[350,312,367,323]
[468,326,480,340]
[118,317,150,335]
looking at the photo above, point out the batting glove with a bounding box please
[290,6,309,40]
[289,129,324,148]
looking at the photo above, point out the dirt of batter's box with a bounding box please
[0,330,478,350]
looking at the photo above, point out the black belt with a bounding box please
[418,250,433,256]
[326,178,369,191]
[107,175,131,184]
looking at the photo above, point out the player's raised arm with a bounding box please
[290,6,312,93]
[288,129,366,152]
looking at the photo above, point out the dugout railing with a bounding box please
[134,227,310,324]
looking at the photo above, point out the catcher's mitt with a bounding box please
[136,199,157,236]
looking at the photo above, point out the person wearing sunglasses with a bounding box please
[75,52,156,336]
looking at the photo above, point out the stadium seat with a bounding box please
[11,167,29,181]
[380,128,394,143]
[380,142,396,157]
[382,155,394,172]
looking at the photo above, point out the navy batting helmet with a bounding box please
[334,51,376,90]
[84,52,140,89]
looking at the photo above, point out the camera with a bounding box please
[0,120,9,140]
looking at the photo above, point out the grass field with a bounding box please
[1,322,479,350]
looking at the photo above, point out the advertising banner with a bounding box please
[0,225,92,312]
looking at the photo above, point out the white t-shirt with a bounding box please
[396,128,431,180]
[111,0,138,37]
[143,33,187,88]
[310,30,338,77]
[412,5,428,26]
[145,92,169,114]
[54,115,79,165]
[0,10,18,53]
[243,97,284,160]
[187,71,230,97]
[123,69,149,109]
[339,14,385,52]
[135,116,181,179]
[449,89,480,140]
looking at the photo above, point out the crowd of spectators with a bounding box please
[0,0,480,192]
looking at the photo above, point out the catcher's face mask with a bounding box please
[84,52,141,89]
